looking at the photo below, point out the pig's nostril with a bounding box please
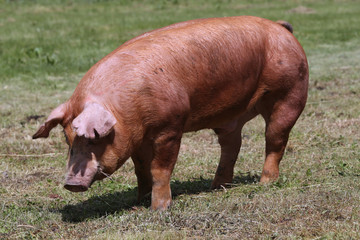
[64,184,88,192]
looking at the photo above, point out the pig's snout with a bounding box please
[64,153,99,192]
[64,170,96,192]
[64,180,90,192]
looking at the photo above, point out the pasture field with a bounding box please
[1,0,359,239]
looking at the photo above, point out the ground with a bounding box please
[0,0,359,239]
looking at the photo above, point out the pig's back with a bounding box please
[78,16,305,131]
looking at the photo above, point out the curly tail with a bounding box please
[276,20,293,33]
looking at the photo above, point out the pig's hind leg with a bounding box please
[258,92,306,183]
[211,112,257,189]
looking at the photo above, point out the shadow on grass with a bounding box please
[59,172,260,223]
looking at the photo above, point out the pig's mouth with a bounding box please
[64,179,95,192]
[64,183,89,192]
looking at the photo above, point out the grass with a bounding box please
[1,0,359,239]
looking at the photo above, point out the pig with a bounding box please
[33,16,308,210]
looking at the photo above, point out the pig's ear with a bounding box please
[72,102,116,139]
[33,103,66,139]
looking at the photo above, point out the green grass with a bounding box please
[1,0,359,239]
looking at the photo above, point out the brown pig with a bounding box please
[33,16,308,210]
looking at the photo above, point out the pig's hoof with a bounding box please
[260,169,279,183]
[211,180,232,190]
[259,175,278,183]
[151,199,171,211]
[210,183,224,190]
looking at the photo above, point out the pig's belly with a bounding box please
[183,94,255,132]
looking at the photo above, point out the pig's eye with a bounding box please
[87,130,101,145]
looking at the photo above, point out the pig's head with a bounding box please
[33,101,126,192]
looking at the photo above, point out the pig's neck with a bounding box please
[104,94,146,158]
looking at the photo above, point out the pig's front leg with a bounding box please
[150,130,182,210]
[132,139,153,201]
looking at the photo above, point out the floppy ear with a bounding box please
[71,102,116,139]
[33,103,66,139]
